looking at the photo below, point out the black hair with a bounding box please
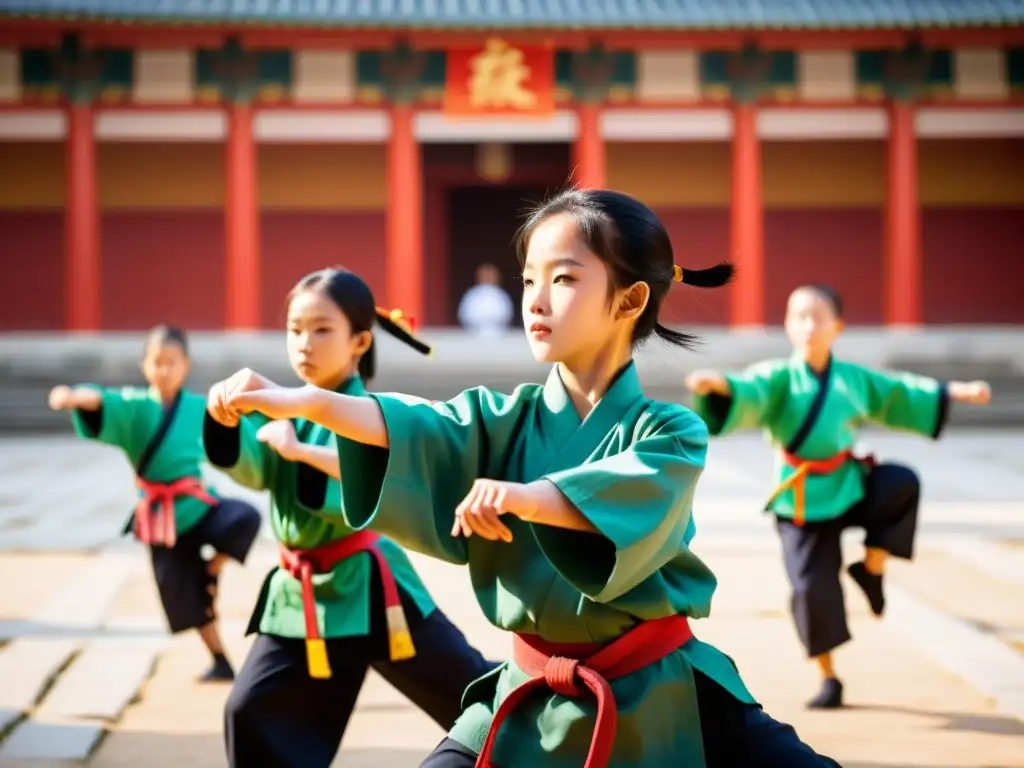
[144,325,189,357]
[797,284,844,319]
[286,267,431,382]
[514,187,733,350]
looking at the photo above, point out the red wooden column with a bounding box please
[574,103,606,189]
[884,101,922,326]
[729,102,764,327]
[386,103,424,321]
[225,102,260,330]
[65,102,100,331]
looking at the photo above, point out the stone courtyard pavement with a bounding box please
[1,430,1022,767]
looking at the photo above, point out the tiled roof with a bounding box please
[1,0,1022,29]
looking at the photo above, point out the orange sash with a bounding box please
[766,449,875,526]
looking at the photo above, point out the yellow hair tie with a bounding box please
[673,265,684,283]
[376,306,416,335]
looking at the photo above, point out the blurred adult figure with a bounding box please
[457,263,514,338]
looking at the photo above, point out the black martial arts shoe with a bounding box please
[198,653,235,683]
[847,561,885,617]
[807,677,844,709]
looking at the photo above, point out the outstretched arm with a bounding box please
[947,380,991,406]
[53,384,146,450]
[862,369,990,438]
[684,370,732,398]
[688,360,787,436]
[224,377,389,449]
[49,385,103,412]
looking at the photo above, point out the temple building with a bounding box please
[0,1,1022,331]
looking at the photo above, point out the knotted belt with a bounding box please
[766,448,876,526]
[134,477,215,547]
[278,530,415,679]
[476,614,695,768]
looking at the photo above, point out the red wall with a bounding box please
[765,209,884,325]
[2,136,1022,331]
[922,207,1024,324]
[657,208,886,326]
[259,211,386,327]
[0,211,64,330]
[656,208,731,326]
[100,211,225,330]
[81,210,388,331]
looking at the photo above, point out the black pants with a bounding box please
[149,499,262,633]
[421,669,841,767]
[224,606,496,768]
[777,462,920,658]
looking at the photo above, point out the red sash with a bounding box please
[134,477,215,547]
[476,614,694,768]
[278,530,415,679]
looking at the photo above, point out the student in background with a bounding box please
[686,284,992,709]
[49,325,262,682]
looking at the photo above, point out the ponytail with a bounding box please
[287,267,433,384]
[654,261,736,349]
[672,262,735,289]
[374,307,431,356]
[358,306,432,383]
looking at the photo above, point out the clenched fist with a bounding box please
[207,368,279,427]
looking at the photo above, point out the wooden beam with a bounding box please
[920,26,1024,48]
[4,18,1022,53]
[239,28,399,49]
[404,31,589,49]
[0,21,63,47]
[756,29,910,50]
[600,31,748,50]
[78,24,227,48]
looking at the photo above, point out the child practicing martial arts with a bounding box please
[49,325,262,681]
[207,190,843,767]
[686,284,991,708]
[205,268,496,768]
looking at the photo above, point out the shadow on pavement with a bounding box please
[841,703,1024,737]
[88,730,432,767]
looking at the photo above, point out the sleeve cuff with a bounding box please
[931,383,950,440]
[336,395,413,531]
[69,384,106,440]
[72,406,104,438]
[203,413,242,468]
[530,475,624,601]
[295,462,329,511]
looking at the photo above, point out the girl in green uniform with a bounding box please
[204,268,495,768]
[48,325,262,682]
[685,284,992,709]
[211,190,840,767]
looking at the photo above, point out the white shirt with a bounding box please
[458,284,514,337]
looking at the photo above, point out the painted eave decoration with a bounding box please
[1,0,1023,30]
